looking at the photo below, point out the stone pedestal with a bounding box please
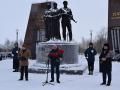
[36,41,79,64]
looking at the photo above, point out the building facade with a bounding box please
[108,0,120,53]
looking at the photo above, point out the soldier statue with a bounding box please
[44,1,76,41]
[44,4,52,41]
[51,3,61,40]
[44,3,61,41]
[60,1,77,41]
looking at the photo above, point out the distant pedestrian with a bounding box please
[12,43,20,72]
[99,43,113,86]
[84,42,97,75]
[48,45,64,83]
[18,44,31,81]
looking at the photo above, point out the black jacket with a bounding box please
[12,47,19,60]
[99,51,112,72]
[84,47,97,62]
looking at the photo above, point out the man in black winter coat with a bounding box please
[12,43,20,72]
[84,43,97,75]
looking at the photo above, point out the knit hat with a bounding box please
[103,43,109,48]
[89,42,93,46]
[63,1,68,4]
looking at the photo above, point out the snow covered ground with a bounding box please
[0,55,120,90]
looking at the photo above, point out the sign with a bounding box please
[112,11,120,19]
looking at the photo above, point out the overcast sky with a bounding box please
[0,0,108,44]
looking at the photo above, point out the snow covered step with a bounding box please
[28,64,87,75]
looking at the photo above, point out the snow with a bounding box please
[38,40,79,45]
[0,55,120,90]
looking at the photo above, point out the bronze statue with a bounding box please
[59,1,77,41]
[44,1,76,41]
[51,3,61,40]
[44,4,52,41]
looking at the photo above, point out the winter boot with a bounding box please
[57,80,60,83]
[19,78,23,81]
[50,80,54,82]
[106,83,110,86]
[100,82,106,85]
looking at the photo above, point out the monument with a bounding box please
[24,1,56,59]
[36,1,78,64]
[25,1,83,75]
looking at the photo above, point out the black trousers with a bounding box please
[20,66,28,80]
[99,60,102,72]
[62,21,72,41]
[102,72,111,84]
[87,61,94,72]
[13,59,19,70]
[51,63,60,81]
[0,56,2,60]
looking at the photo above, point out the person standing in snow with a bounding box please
[99,43,113,86]
[12,43,20,72]
[84,42,97,75]
[48,45,64,83]
[18,44,31,81]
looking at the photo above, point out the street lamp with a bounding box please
[90,30,93,42]
[16,29,19,45]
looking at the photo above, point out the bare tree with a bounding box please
[79,37,90,53]
[0,39,24,52]
[94,27,107,53]
[79,27,108,54]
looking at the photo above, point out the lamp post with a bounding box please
[16,29,19,45]
[90,30,93,43]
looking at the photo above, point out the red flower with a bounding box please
[49,53,59,58]
[58,49,64,54]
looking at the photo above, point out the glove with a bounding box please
[59,58,62,61]
[85,57,88,60]
[101,58,106,61]
[16,51,18,54]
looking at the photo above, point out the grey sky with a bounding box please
[0,0,108,44]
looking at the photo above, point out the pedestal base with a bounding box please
[29,63,86,75]
[36,41,79,64]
